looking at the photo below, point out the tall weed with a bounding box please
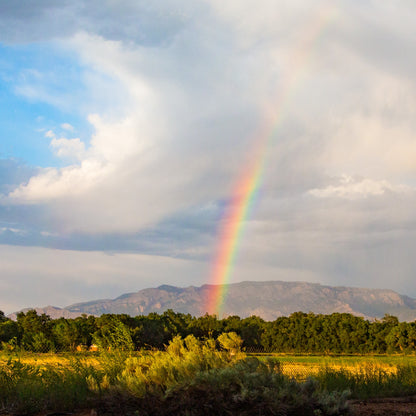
[0,358,93,414]
[315,362,416,399]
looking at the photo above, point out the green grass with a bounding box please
[253,353,416,365]
[252,354,416,400]
[0,357,97,414]
[251,353,416,380]
[314,363,416,400]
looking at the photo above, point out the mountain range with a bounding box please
[8,280,416,321]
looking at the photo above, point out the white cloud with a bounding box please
[4,4,416,233]
[7,160,110,203]
[2,28,261,232]
[61,123,74,131]
[308,175,413,200]
[50,137,86,161]
[0,227,25,235]
[45,130,55,139]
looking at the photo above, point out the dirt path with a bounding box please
[350,396,416,416]
[7,398,416,416]
[60,402,416,416]
[54,399,416,416]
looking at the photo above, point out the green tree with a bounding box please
[73,314,97,347]
[0,310,8,323]
[94,314,134,351]
[188,313,222,339]
[16,310,54,351]
[0,319,19,349]
[53,319,82,351]
[240,316,265,349]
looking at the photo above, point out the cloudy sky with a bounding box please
[1,0,416,314]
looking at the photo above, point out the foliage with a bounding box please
[6,307,416,414]
[156,357,350,416]
[3,309,416,355]
[0,320,19,348]
[0,358,93,414]
[217,331,244,355]
[0,310,8,323]
[0,336,353,415]
[315,363,416,399]
[116,335,234,397]
[93,317,134,352]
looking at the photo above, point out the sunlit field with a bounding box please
[251,353,416,379]
[2,350,414,378]
[0,350,101,368]
[3,341,416,415]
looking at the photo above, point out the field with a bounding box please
[2,345,416,415]
[0,350,101,368]
[3,350,414,378]
[252,353,416,379]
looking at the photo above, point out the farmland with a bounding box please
[2,347,416,415]
[3,310,416,414]
[3,350,414,378]
[255,353,415,379]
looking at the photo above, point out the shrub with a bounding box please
[162,357,350,416]
[116,335,236,397]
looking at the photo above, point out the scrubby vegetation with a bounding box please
[0,334,352,415]
[315,363,416,400]
[0,357,93,414]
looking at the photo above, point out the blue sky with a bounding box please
[1,0,416,314]
[0,42,99,166]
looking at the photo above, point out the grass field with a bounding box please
[0,350,100,367]
[2,350,415,378]
[2,346,416,415]
[251,353,416,379]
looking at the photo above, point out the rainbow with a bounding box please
[206,4,336,316]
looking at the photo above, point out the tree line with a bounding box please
[0,309,415,353]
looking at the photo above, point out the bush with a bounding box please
[160,357,350,416]
[116,335,236,397]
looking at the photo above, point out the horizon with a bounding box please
[4,278,412,316]
[1,1,416,313]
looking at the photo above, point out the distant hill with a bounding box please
[8,280,416,321]
[7,305,86,321]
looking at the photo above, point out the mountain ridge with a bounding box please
[7,280,416,321]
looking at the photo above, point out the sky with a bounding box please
[1,0,416,314]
